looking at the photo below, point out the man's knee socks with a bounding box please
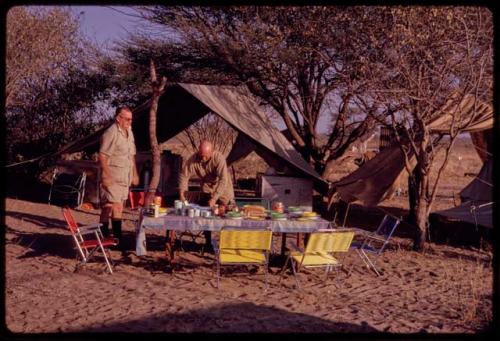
[100,221,110,237]
[111,219,122,240]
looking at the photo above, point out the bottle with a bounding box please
[219,204,226,217]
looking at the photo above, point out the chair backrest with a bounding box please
[53,170,85,188]
[62,207,79,234]
[220,227,272,251]
[305,230,355,253]
[129,190,145,209]
[374,214,400,239]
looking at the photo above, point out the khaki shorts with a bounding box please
[100,183,129,204]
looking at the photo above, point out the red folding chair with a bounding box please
[128,190,145,209]
[62,207,119,274]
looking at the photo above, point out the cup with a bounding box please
[174,200,183,209]
[188,208,195,218]
[194,208,201,217]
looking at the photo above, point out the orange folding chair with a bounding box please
[62,207,119,274]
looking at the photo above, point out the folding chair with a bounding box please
[350,214,400,276]
[48,169,87,208]
[128,190,145,210]
[281,229,355,289]
[62,207,119,274]
[212,226,273,289]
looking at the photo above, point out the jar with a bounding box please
[218,204,226,217]
[154,196,162,206]
[272,201,284,213]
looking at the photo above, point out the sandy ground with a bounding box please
[4,197,493,334]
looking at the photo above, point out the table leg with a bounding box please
[165,230,176,263]
[281,232,287,256]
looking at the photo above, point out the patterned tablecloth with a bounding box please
[135,212,332,256]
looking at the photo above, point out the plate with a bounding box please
[272,217,287,221]
[225,216,243,220]
[246,216,265,221]
[297,216,320,221]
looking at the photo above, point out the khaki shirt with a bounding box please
[179,151,234,202]
[99,123,136,186]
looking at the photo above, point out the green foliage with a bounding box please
[5,7,112,166]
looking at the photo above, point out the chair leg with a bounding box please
[290,260,301,289]
[216,261,221,289]
[264,263,269,291]
[96,241,114,274]
[278,255,291,285]
[359,249,381,276]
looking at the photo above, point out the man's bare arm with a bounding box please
[99,153,113,188]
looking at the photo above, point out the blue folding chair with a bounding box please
[351,214,400,276]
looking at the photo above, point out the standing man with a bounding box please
[99,106,139,250]
[178,140,235,250]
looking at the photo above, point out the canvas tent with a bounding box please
[459,157,493,204]
[331,94,494,207]
[34,83,329,194]
[431,156,493,229]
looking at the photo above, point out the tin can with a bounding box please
[174,200,183,210]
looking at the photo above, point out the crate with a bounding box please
[257,174,313,210]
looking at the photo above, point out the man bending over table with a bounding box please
[178,140,235,252]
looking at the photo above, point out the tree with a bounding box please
[145,60,167,205]
[364,7,493,250]
[118,6,391,176]
[5,6,111,165]
[174,113,237,157]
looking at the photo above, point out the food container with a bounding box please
[272,201,284,213]
[149,204,160,217]
[218,204,226,217]
[174,200,183,209]
[154,196,162,206]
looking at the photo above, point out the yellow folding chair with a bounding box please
[212,226,273,289]
[281,229,355,289]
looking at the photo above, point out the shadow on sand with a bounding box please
[70,301,381,333]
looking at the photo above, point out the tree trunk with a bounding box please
[412,169,428,251]
[413,194,428,251]
[145,60,167,206]
[407,167,420,226]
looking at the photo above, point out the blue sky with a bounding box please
[71,6,144,53]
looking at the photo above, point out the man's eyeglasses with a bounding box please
[119,115,133,122]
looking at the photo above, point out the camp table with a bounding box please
[135,209,332,260]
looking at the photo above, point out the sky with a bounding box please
[70,6,143,53]
[69,5,333,134]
